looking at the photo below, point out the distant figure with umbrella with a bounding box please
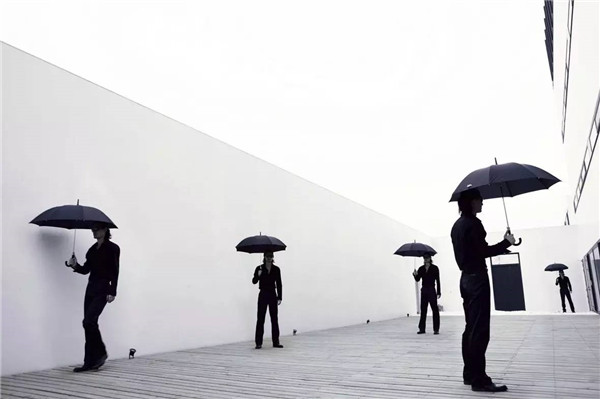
[451,188,516,392]
[556,270,575,313]
[252,252,283,349]
[236,234,285,349]
[66,223,120,372]
[412,254,441,335]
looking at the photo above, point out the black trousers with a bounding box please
[82,293,108,365]
[560,289,575,312]
[255,290,280,346]
[418,287,440,332]
[460,272,492,387]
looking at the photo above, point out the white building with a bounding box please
[547,0,599,312]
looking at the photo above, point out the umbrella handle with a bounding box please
[506,228,522,246]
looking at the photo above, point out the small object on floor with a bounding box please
[129,348,136,359]
[255,345,262,349]
[366,320,370,324]
[407,313,410,317]
[293,329,297,336]
[472,383,508,392]
[417,330,425,334]
[273,344,284,348]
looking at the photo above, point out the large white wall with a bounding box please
[431,223,593,314]
[1,43,432,376]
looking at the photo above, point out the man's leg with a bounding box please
[82,295,108,365]
[467,275,492,388]
[565,290,575,312]
[431,291,440,333]
[460,275,473,384]
[255,293,268,347]
[418,291,428,332]
[268,295,280,345]
[560,290,567,312]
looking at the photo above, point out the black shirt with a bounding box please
[252,264,282,300]
[556,276,572,291]
[414,264,441,295]
[73,240,120,296]
[450,214,510,274]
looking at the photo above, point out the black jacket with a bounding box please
[73,240,120,296]
[450,214,510,273]
[414,264,441,295]
[252,264,282,300]
[556,276,572,292]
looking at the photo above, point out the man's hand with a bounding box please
[412,270,418,277]
[257,269,262,277]
[106,295,115,303]
[66,255,77,268]
[504,231,516,245]
[277,300,282,306]
[437,293,441,299]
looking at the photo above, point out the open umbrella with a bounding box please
[450,159,560,246]
[236,233,286,254]
[394,242,437,258]
[545,263,569,272]
[30,199,117,256]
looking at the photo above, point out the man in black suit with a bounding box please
[252,252,283,349]
[451,188,515,392]
[66,224,120,372]
[556,270,575,313]
[413,255,441,334]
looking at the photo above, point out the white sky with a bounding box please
[0,0,571,237]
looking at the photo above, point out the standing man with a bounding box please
[66,223,120,372]
[413,255,441,334]
[556,270,575,313]
[252,252,283,349]
[451,188,516,392]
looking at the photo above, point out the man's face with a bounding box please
[471,198,483,214]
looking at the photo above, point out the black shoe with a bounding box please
[73,364,93,372]
[255,345,262,349]
[417,331,425,334]
[90,354,107,370]
[463,380,472,386]
[273,344,284,348]
[434,331,439,335]
[472,383,508,392]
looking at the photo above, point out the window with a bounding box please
[573,91,600,212]
[561,0,575,141]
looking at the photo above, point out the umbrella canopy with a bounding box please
[236,234,286,254]
[545,263,569,272]
[30,203,117,229]
[449,162,560,201]
[394,242,437,257]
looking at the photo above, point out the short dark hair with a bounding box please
[458,188,482,215]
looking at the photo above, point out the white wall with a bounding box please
[1,43,432,376]
[431,224,593,314]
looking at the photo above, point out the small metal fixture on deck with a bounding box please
[129,348,136,359]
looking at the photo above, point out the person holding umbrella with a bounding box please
[556,270,575,313]
[451,188,516,392]
[66,223,120,372]
[252,251,283,349]
[412,255,441,334]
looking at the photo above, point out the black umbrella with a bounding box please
[30,199,117,256]
[450,159,560,246]
[545,263,569,272]
[236,233,286,254]
[394,242,437,258]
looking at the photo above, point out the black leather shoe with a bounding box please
[472,383,508,392]
[90,354,107,370]
[255,345,262,349]
[73,364,93,372]
[434,331,439,335]
[273,344,284,348]
[463,380,472,385]
[417,331,425,334]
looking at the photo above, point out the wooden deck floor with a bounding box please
[2,314,599,398]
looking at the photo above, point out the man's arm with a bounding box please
[413,267,422,282]
[109,245,120,296]
[567,277,572,292]
[436,266,441,296]
[252,267,260,284]
[276,268,283,301]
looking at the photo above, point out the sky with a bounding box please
[0,0,571,237]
